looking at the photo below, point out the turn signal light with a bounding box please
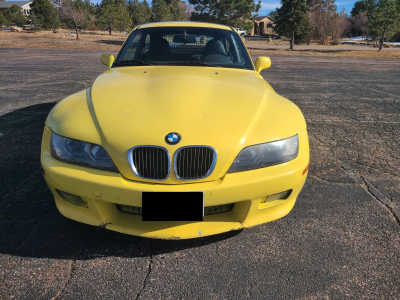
[262,190,292,203]
[56,190,87,208]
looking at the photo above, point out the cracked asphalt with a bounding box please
[1,48,399,299]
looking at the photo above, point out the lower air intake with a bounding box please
[116,203,234,216]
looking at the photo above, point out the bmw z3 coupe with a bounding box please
[41,21,309,239]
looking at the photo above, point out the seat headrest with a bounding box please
[150,37,171,54]
[203,39,227,56]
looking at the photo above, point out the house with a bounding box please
[0,1,32,16]
[251,16,275,36]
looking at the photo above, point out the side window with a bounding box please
[119,32,143,61]
[231,35,245,64]
[224,37,230,54]
[142,34,151,54]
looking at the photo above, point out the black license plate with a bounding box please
[142,192,204,221]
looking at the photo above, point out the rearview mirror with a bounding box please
[255,57,271,73]
[101,53,115,69]
[173,34,197,43]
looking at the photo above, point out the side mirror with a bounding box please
[255,57,271,73]
[100,53,115,69]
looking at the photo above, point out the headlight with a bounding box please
[50,132,119,173]
[227,135,299,173]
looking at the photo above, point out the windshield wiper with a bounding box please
[113,60,155,67]
[162,61,221,67]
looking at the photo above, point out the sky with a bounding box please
[259,1,356,15]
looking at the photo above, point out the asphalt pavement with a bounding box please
[0,48,399,299]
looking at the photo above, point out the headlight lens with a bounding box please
[227,135,299,173]
[50,132,119,173]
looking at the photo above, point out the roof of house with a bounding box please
[0,1,32,9]
[254,16,274,22]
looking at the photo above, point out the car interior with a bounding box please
[117,27,248,67]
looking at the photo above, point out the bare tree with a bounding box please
[59,0,87,39]
[353,12,368,40]
[332,8,350,44]
[179,1,193,21]
[308,0,338,45]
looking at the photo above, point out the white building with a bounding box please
[0,1,33,16]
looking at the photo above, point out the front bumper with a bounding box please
[41,129,309,239]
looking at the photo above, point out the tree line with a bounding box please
[1,0,398,50]
[0,0,261,38]
[271,0,400,50]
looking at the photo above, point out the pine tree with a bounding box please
[274,0,312,49]
[139,0,152,24]
[170,0,185,21]
[128,0,140,25]
[189,0,261,30]
[4,4,27,27]
[114,3,133,32]
[29,12,43,30]
[363,0,400,51]
[97,0,118,34]
[152,0,172,22]
[129,0,152,26]
[0,12,7,29]
[30,0,59,30]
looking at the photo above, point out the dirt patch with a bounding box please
[248,48,400,59]
[0,29,124,51]
[1,29,400,59]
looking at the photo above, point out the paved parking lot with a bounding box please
[0,48,399,299]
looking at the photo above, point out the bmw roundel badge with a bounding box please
[165,132,181,145]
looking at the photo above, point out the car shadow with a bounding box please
[0,103,243,261]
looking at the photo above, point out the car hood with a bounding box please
[89,65,272,183]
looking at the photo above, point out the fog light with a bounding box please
[263,190,292,203]
[117,204,142,215]
[204,203,234,216]
[56,190,87,207]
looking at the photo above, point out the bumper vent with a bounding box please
[174,146,217,180]
[128,146,169,180]
[116,203,234,216]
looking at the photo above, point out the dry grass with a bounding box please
[1,29,400,59]
[246,39,291,46]
[0,29,124,51]
[248,48,400,59]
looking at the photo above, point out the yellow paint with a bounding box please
[255,57,272,73]
[41,22,309,239]
[139,21,232,30]
[100,53,115,69]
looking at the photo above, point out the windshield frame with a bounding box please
[114,26,255,71]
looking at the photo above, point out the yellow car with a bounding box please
[41,22,309,239]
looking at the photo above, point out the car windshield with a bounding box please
[115,26,254,71]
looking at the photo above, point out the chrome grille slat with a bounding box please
[128,146,169,180]
[174,146,217,180]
